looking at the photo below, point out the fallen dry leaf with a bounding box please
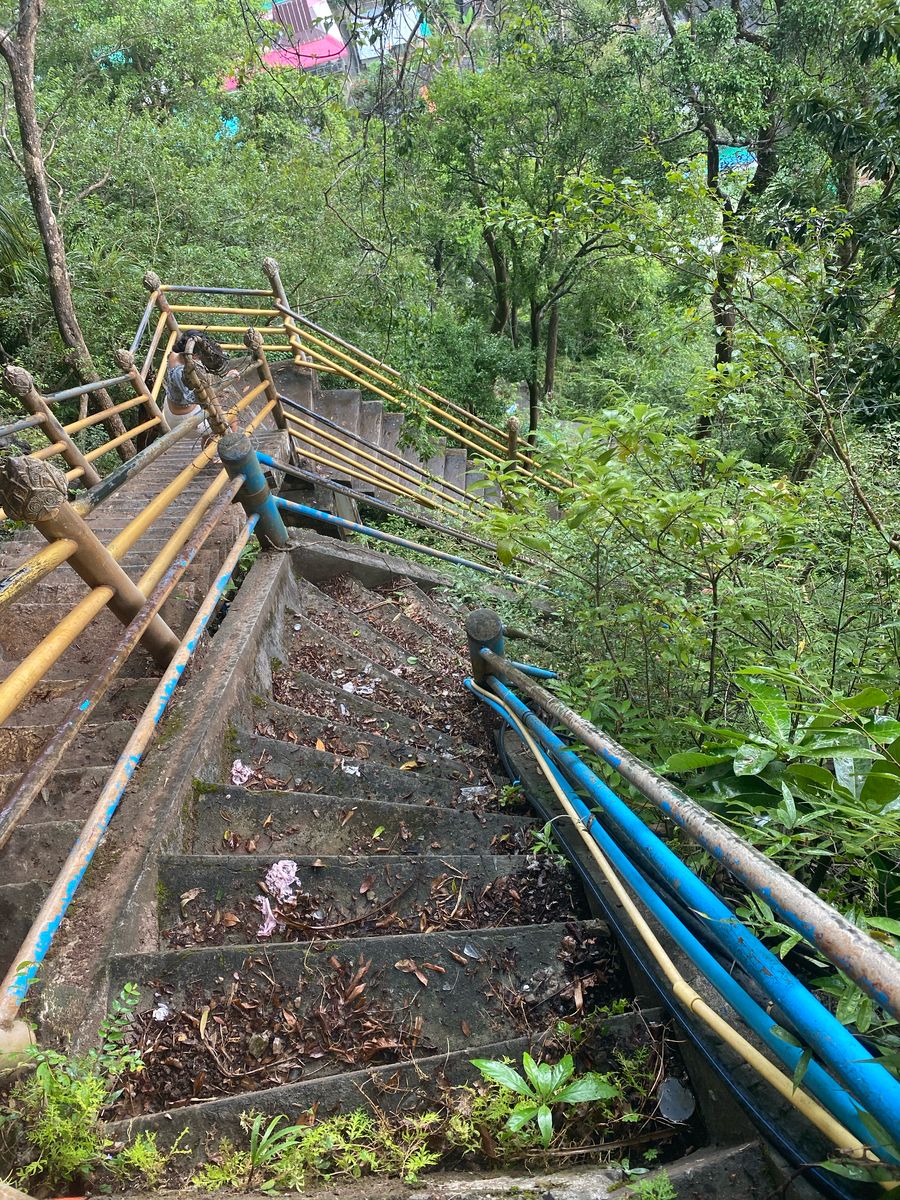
[316,738,326,751]
[199,1007,210,1039]
[221,913,240,928]
[448,950,468,965]
[461,1020,470,1037]
[360,875,374,895]
[400,760,420,770]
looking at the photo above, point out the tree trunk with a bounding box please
[543,301,560,406]
[0,11,134,459]
[482,228,511,335]
[527,297,541,444]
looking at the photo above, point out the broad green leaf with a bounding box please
[769,1024,803,1048]
[859,770,900,809]
[733,743,777,776]
[505,1102,539,1132]
[471,1059,533,1097]
[785,763,835,788]
[792,1048,812,1092]
[841,687,890,710]
[663,751,730,772]
[743,682,791,743]
[521,1052,542,1090]
[866,917,900,937]
[546,1055,574,1094]
[536,1104,553,1147]
[555,1075,620,1103]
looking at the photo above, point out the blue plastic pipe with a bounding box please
[466,680,886,1154]
[485,674,900,1147]
[506,660,558,679]
[274,496,549,590]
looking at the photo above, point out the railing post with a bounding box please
[143,269,180,339]
[505,413,520,466]
[0,457,181,667]
[218,432,288,549]
[1,365,101,488]
[244,326,287,430]
[465,609,504,685]
[262,257,308,368]
[113,349,170,433]
[181,340,231,435]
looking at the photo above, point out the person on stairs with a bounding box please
[163,330,239,452]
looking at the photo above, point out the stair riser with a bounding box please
[192,789,536,857]
[158,852,571,946]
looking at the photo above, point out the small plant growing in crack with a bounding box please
[471,1052,620,1147]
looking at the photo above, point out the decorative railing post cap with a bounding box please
[143,269,162,292]
[244,327,263,353]
[262,257,280,280]
[0,456,68,522]
[505,414,521,434]
[1,364,36,400]
[465,609,503,642]
[114,349,135,370]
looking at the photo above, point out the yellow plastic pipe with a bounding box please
[0,540,78,615]
[31,441,66,461]
[167,304,281,317]
[0,587,114,727]
[286,427,462,518]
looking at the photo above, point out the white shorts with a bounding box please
[164,401,210,436]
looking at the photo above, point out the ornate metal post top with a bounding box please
[1,364,39,402]
[0,456,68,522]
[142,269,162,292]
[243,326,263,358]
[113,349,135,371]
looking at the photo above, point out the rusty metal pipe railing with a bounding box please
[83,416,160,461]
[141,311,169,378]
[263,258,308,367]
[243,327,287,433]
[30,440,67,461]
[0,414,45,436]
[43,374,131,403]
[283,410,475,517]
[63,393,147,435]
[258,451,510,557]
[0,540,77,615]
[479,648,900,1024]
[129,290,158,355]
[162,285,273,295]
[0,516,258,1036]
[1,365,101,487]
[114,349,169,432]
[278,392,488,511]
[0,586,114,727]
[0,474,246,851]
[137,469,229,593]
[167,304,282,317]
[286,426,448,515]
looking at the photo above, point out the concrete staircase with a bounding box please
[0,390,288,980]
[270,360,500,511]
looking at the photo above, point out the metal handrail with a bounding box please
[284,414,475,521]
[277,392,489,511]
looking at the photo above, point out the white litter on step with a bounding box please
[152,1002,171,1022]
[230,759,255,785]
[265,859,300,902]
[342,763,361,776]
[255,895,282,937]
[459,786,492,803]
[342,681,356,693]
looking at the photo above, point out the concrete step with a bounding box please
[2,818,82,885]
[290,577,440,684]
[0,719,138,771]
[3,676,157,727]
[249,702,474,779]
[190,786,537,857]
[285,613,443,711]
[158,851,584,947]
[232,733,488,809]
[264,681,472,757]
[110,922,596,1073]
[0,762,112,822]
[444,446,468,496]
[0,879,49,978]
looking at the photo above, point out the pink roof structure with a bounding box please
[224,36,347,89]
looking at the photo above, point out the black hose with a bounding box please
[496,729,877,1200]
